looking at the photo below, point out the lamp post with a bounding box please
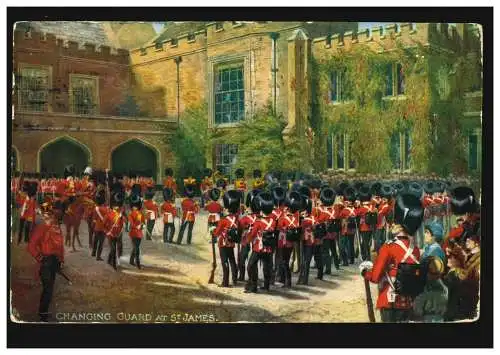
[174,56,183,125]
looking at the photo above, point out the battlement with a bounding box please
[13,27,129,64]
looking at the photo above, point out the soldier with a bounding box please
[200,168,214,208]
[251,169,265,191]
[234,168,247,208]
[238,189,262,282]
[17,180,38,245]
[161,187,177,243]
[374,184,394,253]
[356,184,378,261]
[205,188,223,243]
[276,191,302,287]
[177,178,199,245]
[105,183,126,270]
[317,187,341,274]
[245,192,276,293]
[298,196,323,285]
[27,199,65,322]
[91,191,109,261]
[270,185,287,284]
[143,187,159,241]
[360,193,424,323]
[212,190,240,287]
[339,187,358,266]
[163,168,177,196]
[128,192,145,269]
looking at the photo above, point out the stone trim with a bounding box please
[36,134,93,172]
[15,126,171,136]
[14,110,177,123]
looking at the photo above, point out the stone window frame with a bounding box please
[69,73,100,116]
[383,62,406,99]
[329,68,354,105]
[327,132,356,172]
[17,63,52,113]
[467,127,481,172]
[390,129,413,173]
[208,53,250,128]
[214,143,238,180]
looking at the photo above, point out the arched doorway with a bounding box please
[111,139,158,179]
[39,137,90,176]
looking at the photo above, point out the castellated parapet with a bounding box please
[13,27,129,64]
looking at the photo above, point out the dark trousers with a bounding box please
[380,308,411,323]
[117,233,123,257]
[92,231,105,259]
[18,218,32,244]
[219,247,238,286]
[299,244,323,284]
[374,228,386,253]
[107,238,118,270]
[177,220,194,244]
[339,234,355,265]
[163,223,175,243]
[145,220,155,240]
[280,247,293,287]
[291,241,301,272]
[360,231,373,261]
[247,251,272,291]
[238,243,250,281]
[39,255,59,322]
[322,238,340,273]
[130,237,142,268]
[272,248,283,283]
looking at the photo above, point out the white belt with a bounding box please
[208,213,220,221]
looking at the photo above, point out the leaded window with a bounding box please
[330,69,352,103]
[390,129,412,171]
[70,75,99,115]
[327,132,355,170]
[18,66,50,112]
[385,63,405,97]
[214,64,244,124]
[215,144,238,178]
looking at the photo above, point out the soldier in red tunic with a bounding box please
[128,192,145,269]
[177,178,199,245]
[17,180,38,245]
[339,187,358,266]
[143,187,159,241]
[245,192,276,293]
[105,183,126,270]
[356,184,378,261]
[163,168,177,197]
[161,187,177,243]
[298,196,324,284]
[200,168,214,208]
[360,193,424,323]
[212,190,241,287]
[374,184,394,253]
[28,200,65,322]
[270,185,287,284]
[205,188,223,243]
[316,187,341,274]
[238,189,262,281]
[234,168,247,209]
[91,191,109,261]
[276,191,302,287]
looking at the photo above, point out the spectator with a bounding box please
[422,221,446,263]
[443,245,469,321]
[413,256,448,322]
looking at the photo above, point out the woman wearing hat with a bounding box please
[422,221,446,264]
[443,245,472,321]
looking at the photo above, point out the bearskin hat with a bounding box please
[394,193,424,236]
[344,186,357,203]
[392,182,405,194]
[435,181,446,193]
[258,192,274,215]
[272,186,287,207]
[406,181,424,200]
[216,178,226,189]
[111,186,125,208]
[423,181,436,194]
[64,165,75,179]
[320,187,336,206]
[131,183,142,196]
[163,187,174,202]
[209,188,221,201]
[380,183,395,199]
[185,184,195,198]
[246,189,261,207]
[246,189,262,213]
[298,185,311,199]
[95,190,106,206]
[26,181,38,197]
[358,184,372,202]
[370,181,382,197]
[203,168,213,178]
[145,187,155,200]
[336,182,350,195]
[223,190,241,214]
[309,179,321,190]
[165,168,173,177]
[235,168,244,179]
[450,186,476,215]
[286,191,302,213]
[253,169,262,178]
[354,181,365,192]
[130,193,142,209]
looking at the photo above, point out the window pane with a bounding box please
[386,63,393,96]
[397,63,405,95]
[214,64,244,124]
[337,134,345,169]
[20,67,49,112]
[390,132,401,169]
[71,76,97,115]
[331,71,338,102]
[469,134,478,170]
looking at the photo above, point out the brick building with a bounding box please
[12,21,482,181]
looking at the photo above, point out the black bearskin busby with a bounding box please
[258,192,274,215]
[253,169,262,178]
[354,181,365,192]
[286,191,302,213]
[235,168,244,179]
[246,189,262,213]
[184,184,195,198]
[370,181,382,197]
[380,183,395,199]
[26,181,38,197]
[394,193,424,236]
[320,187,336,206]
[209,188,221,201]
[110,183,125,208]
[64,164,75,179]
[344,186,357,203]
[336,181,350,195]
[358,184,372,202]
[165,168,173,177]
[145,187,155,200]
[449,186,476,215]
[95,190,106,206]
[406,181,424,200]
[271,186,286,207]
[131,183,142,196]
[130,194,142,209]
[423,181,436,194]
[435,181,446,193]
[298,185,311,199]
[392,182,405,194]
[223,190,241,214]
[163,187,174,202]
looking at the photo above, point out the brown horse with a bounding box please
[58,195,95,252]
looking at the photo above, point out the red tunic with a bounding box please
[213,214,239,248]
[376,203,391,230]
[277,211,300,248]
[143,199,159,221]
[301,215,321,246]
[160,202,177,224]
[364,237,420,309]
[271,207,285,222]
[28,222,65,263]
[246,215,276,253]
[181,198,199,222]
[340,206,358,235]
[92,205,110,232]
[19,196,37,222]
[128,208,145,238]
[239,213,258,246]
[356,204,378,232]
[163,177,177,193]
[205,201,222,224]
[104,208,126,240]
[316,205,338,240]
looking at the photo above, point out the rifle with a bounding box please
[364,277,376,322]
[354,219,363,262]
[208,225,217,284]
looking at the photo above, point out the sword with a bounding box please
[57,270,73,285]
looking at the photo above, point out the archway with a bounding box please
[111,139,158,180]
[39,137,90,176]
